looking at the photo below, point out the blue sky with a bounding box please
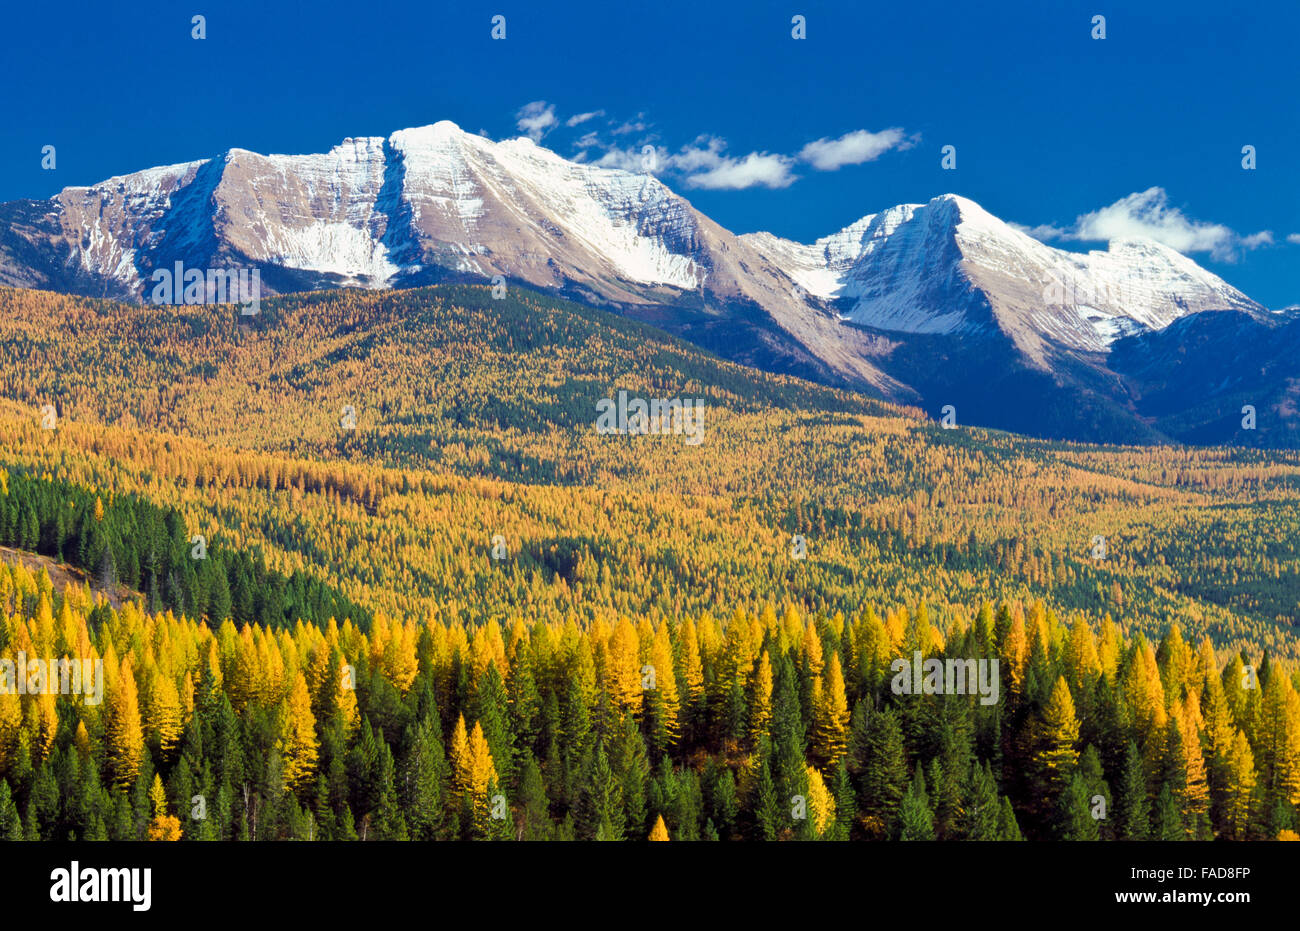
[2,0,1297,305]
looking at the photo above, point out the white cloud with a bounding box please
[582,137,795,190]
[1019,188,1273,262]
[659,138,794,190]
[1288,233,1300,245]
[668,137,726,171]
[588,147,645,171]
[566,110,605,127]
[555,110,913,191]
[798,127,912,170]
[1240,231,1274,249]
[515,101,558,142]
[683,151,796,190]
[1073,188,1235,256]
[611,118,648,136]
[1009,221,1069,240]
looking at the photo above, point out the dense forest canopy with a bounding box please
[0,559,1297,841]
[0,283,1296,841]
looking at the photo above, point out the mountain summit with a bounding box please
[0,124,1284,444]
[0,121,901,391]
[744,193,1261,361]
[0,120,708,296]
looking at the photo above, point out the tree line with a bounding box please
[0,467,370,631]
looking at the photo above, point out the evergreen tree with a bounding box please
[755,757,781,841]
[998,796,1024,841]
[208,567,233,622]
[96,546,117,592]
[1060,772,1100,840]
[709,767,739,840]
[968,761,1000,840]
[400,715,448,840]
[1078,744,1113,840]
[0,780,24,840]
[515,751,550,841]
[1155,782,1183,841]
[769,654,806,806]
[369,737,408,840]
[860,707,908,838]
[1118,741,1149,841]
[898,764,935,841]
[578,745,624,841]
[610,714,650,838]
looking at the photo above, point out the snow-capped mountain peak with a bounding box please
[742,193,1262,358]
[0,128,1272,410]
[0,121,717,299]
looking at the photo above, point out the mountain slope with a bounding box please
[1110,309,1300,447]
[2,283,1299,657]
[0,122,901,395]
[0,282,908,480]
[0,127,1284,445]
[745,194,1272,443]
[744,193,1263,360]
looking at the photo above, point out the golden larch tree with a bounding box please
[146,773,183,841]
[805,765,836,837]
[1030,676,1080,802]
[813,652,850,769]
[146,673,183,758]
[604,618,642,713]
[747,650,773,749]
[645,622,680,747]
[280,672,319,794]
[106,658,145,788]
[1224,730,1256,840]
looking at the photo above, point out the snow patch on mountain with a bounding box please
[36,121,710,295]
[463,132,703,289]
[57,160,208,287]
[743,193,1263,353]
[7,127,1272,397]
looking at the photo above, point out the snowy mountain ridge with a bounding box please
[742,194,1262,358]
[0,121,1280,443]
[30,121,708,297]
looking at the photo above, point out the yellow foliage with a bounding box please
[805,765,836,837]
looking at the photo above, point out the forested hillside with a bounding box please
[0,283,1297,841]
[1,557,1298,841]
